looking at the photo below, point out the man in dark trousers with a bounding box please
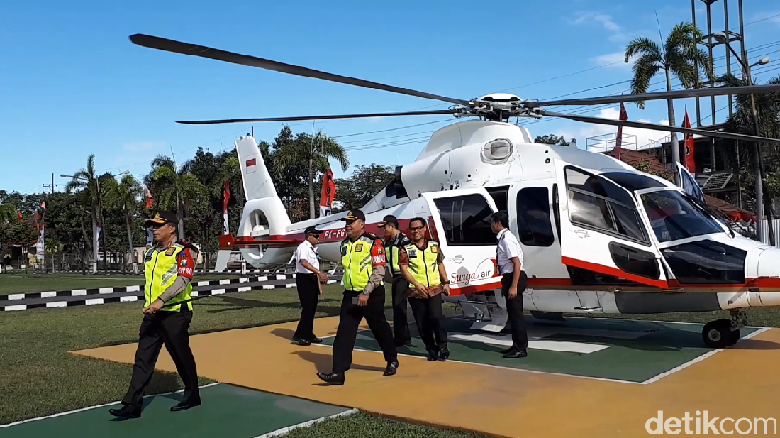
[317,209,399,385]
[398,217,451,361]
[379,214,413,347]
[109,211,201,419]
[292,225,329,346]
[490,211,529,358]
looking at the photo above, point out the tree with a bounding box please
[624,22,713,184]
[105,174,144,273]
[146,155,208,237]
[333,164,396,211]
[534,135,575,146]
[272,127,349,219]
[64,154,103,273]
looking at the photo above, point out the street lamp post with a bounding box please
[712,31,772,244]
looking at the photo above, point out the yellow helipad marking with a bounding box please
[71,317,780,438]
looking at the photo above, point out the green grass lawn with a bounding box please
[2,282,780,437]
[0,273,243,295]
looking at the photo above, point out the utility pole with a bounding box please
[41,173,57,273]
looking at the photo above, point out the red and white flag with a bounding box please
[615,102,628,159]
[222,181,231,235]
[682,110,696,174]
[319,169,336,217]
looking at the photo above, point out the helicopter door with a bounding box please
[421,187,500,295]
[553,159,670,290]
[676,162,705,202]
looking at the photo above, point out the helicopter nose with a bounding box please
[747,246,780,307]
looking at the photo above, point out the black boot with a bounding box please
[170,397,201,412]
[109,404,141,419]
[384,360,399,376]
[426,349,439,361]
[438,345,450,361]
[317,372,345,385]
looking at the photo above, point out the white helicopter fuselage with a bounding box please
[228,119,780,346]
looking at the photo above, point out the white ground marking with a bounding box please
[0,383,220,428]
[640,326,772,385]
[252,409,359,438]
[447,332,609,354]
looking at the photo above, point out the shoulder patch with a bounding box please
[165,247,176,256]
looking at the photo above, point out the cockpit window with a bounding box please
[640,190,723,243]
[601,172,667,192]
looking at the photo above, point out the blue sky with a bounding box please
[2,0,779,196]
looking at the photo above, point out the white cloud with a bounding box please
[570,11,633,43]
[590,51,638,68]
[122,141,166,151]
[554,107,674,154]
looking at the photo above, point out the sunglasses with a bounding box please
[409,226,425,231]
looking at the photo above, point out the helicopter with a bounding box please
[129,33,780,349]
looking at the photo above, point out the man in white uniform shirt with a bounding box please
[293,226,329,346]
[491,211,529,358]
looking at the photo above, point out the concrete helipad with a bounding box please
[68,315,780,437]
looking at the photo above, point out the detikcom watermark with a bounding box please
[646,411,776,434]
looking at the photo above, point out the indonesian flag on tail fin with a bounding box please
[615,102,628,159]
[319,169,336,217]
[222,181,231,235]
[682,110,696,174]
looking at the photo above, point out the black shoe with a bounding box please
[297,339,312,346]
[426,349,439,361]
[384,360,399,376]
[317,372,345,385]
[109,404,141,419]
[503,349,528,358]
[310,337,323,344]
[500,346,514,355]
[170,398,201,412]
[438,347,450,361]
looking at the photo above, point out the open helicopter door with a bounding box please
[420,187,505,331]
[553,159,670,290]
[676,162,705,202]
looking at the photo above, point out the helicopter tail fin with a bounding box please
[235,135,291,236]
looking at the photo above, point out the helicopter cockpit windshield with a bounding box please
[638,189,724,243]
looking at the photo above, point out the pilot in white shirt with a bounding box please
[292,226,329,346]
[490,211,529,358]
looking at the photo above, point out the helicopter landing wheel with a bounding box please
[702,319,740,349]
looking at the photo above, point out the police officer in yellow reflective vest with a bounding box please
[399,217,451,361]
[379,214,413,347]
[317,209,399,385]
[109,211,201,419]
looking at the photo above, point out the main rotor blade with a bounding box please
[175,109,458,125]
[129,34,469,106]
[527,84,780,107]
[541,110,780,144]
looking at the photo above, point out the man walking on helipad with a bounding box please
[317,209,399,385]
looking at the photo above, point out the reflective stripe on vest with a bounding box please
[404,240,441,288]
[340,235,382,292]
[144,244,193,312]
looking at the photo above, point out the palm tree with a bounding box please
[106,174,144,274]
[0,203,16,223]
[274,130,349,219]
[624,22,713,184]
[65,154,102,273]
[147,155,208,237]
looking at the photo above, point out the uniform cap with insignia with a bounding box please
[344,209,365,222]
[145,211,178,227]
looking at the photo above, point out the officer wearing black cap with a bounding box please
[317,209,399,385]
[292,225,328,346]
[379,214,413,347]
[109,211,201,419]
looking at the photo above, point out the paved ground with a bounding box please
[0,383,355,438]
[69,314,780,437]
